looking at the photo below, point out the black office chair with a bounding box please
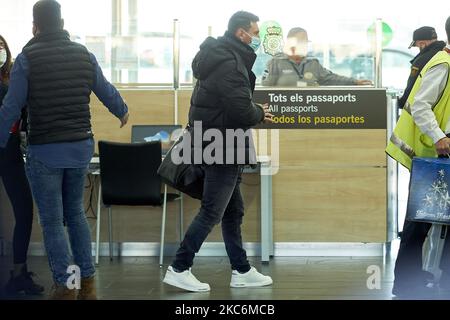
[98,140,179,265]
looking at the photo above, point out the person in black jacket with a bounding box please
[0,34,44,296]
[0,1,129,300]
[398,26,446,108]
[163,11,274,292]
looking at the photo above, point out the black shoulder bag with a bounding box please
[157,126,204,200]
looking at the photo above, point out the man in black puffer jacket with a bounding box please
[163,11,273,292]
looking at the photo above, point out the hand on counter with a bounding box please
[262,103,274,124]
[354,79,373,86]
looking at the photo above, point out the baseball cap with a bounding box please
[409,26,438,48]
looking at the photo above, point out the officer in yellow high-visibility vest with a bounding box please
[386,17,450,299]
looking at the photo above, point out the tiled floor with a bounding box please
[0,244,448,300]
[0,255,401,300]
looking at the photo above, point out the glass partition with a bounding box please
[0,0,448,89]
[256,19,378,87]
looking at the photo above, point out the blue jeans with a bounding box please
[25,154,95,285]
[172,165,251,273]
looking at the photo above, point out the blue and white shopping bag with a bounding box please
[406,157,450,225]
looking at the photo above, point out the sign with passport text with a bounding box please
[253,89,386,129]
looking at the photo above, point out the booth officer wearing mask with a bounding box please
[262,27,372,87]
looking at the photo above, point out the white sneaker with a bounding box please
[230,266,273,288]
[163,266,210,292]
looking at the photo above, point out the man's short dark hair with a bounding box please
[227,11,259,34]
[33,0,62,32]
[287,27,307,38]
[446,16,450,42]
